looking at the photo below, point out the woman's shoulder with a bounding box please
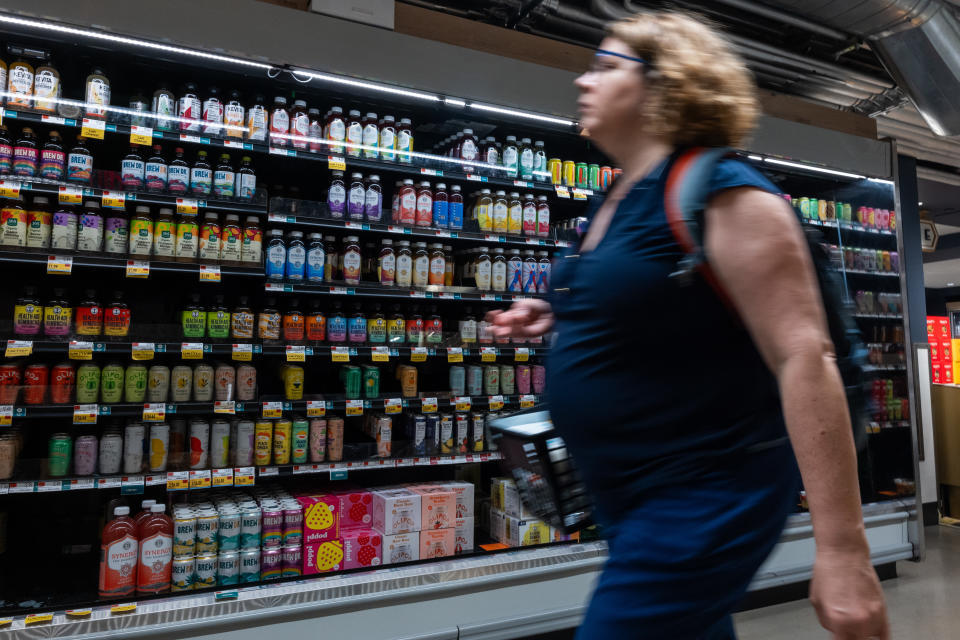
[708,155,779,198]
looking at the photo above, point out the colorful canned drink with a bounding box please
[440,413,454,454]
[454,413,469,453]
[282,364,304,401]
[195,510,220,554]
[547,158,562,185]
[425,414,440,455]
[23,363,48,404]
[410,414,427,456]
[239,548,260,583]
[467,365,483,396]
[273,419,292,465]
[587,164,600,190]
[309,418,327,462]
[449,365,465,396]
[516,365,531,394]
[561,160,575,187]
[171,556,195,591]
[254,420,273,466]
[123,423,145,474]
[483,365,500,396]
[233,420,255,466]
[261,509,283,548]
[612,167,623,182]
[499,365,516,395]
[798,197,810,218]
[470,412,485,452]
[218,510,241,551]
[599,166,613,191]
[188,419,210,470]
[148,422,170,472]
[174,514,197,556]
[842,202,852,222]
[261,547,282,580]
[99,431,122,474]
[0,364,20,404]
[194,553,217,589]
[283,506,303,547]
[282,545,302,577]
[210,419,230,468]
[327,415,344,462]
[240,509,261,549]
[48,433,72,477]
[362,365,380,399]
[73,434,98,476]
[340,365,362,399]
[50,363,75,404]
[291,418,309,464]
[532,365,546,394]
[217,551,239,586]
[575,162,588,188]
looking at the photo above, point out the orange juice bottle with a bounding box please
[137,504,173,594]
[98,506,139,599]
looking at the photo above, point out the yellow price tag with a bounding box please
[0,405,13,427]
[142,402,166,422]
[110,603,137,614]
[189,470,211,489]
[65,609,93,617]
[514,348,530,362]
[102,191,126,209]
[555,185,570,199]
[455,396,472,412]
[234,467,255,486]
[519,394,536,409]
[47,254,73,274]
[286,345,306,362]
[0,618,11,627]
[447,347,464,363]
[232,343,253,361]
[68,340,94,360]
[176,198,199,215]
[421,397,438,413]
[212,468,234,486]
[572,189,588,200]
[126,260,150,278]
[328,156,346,171]
[130,125,153,145]
[411,347,428,362]
[332,346,350,362]
[306,400,326,417]
[214,401,236,415]
[73,404,98,424]
[0,180,20,199]
[199,264,221,282]
[25,613,53,625]
[481,347,497,362]
[345,399,364,416]
[488,395,505,410]
[5,340,32,357]
[384,398,402,414]
[59,185,82,204]
[131,342,155,360]
[166,471,189,490]
[262,402,283,418]
[80,117,106,139]
[372,346,390,362]
[181,342,204,359]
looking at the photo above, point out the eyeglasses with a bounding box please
[587,49,649,74]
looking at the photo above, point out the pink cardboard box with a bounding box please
[332,489,374,530]
[297,494,339,544]
[342,528,382,569]
[411,485,457,530]
[303,539,343,575]
[381,532,420,565]
[419,528,456,559]
[437,481,474,519]
[372,488,421,535]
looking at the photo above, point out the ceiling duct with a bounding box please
[758,0,960,135]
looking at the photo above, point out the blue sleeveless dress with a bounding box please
[547,155,800,639]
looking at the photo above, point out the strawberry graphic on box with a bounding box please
[303,539,343,575]
[297,495,339,544]
[332,489,374,530]
[342,528,382,569]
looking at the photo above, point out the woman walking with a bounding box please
[490,11,888,640]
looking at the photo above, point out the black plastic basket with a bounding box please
[488,408,592,535]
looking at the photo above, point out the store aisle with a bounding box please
[735,525,960,639]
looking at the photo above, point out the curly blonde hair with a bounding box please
[608,11,758,148]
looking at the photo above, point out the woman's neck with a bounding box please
[607,137,673,185]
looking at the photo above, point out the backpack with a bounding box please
[663,147,869,453]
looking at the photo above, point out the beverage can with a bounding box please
[124,364,148,403]
[440,413,454,454]
[363,365,380,399]
[217,551,240,586]
[410,413,428,456]
[499,365,516,395]
[174,514,197,556]
[340,365,361,399]
[283,506,304,547]
[73,434,98,476]
[282,365,304,401]
[467,365,483,396]
[547,158,562,185]
[50,363,75,404]
[455,413,469,453]
[100,363,124,404]
[210,420,230,468]
[273,419,292,465]
[99,432,123,474]
[123,423,145,474]
[471,412,485,452]
[148,422,170,472]
[588,164,600,190]
[484,365,500,396]
[239,548,260,583]
[291,418,309,464]
[282,545,303,577]
[0,364,20,404]
[309,418,327,462]
[261,547,282,580]
[240,509,261,549]
[23,363,48,405]
[75,363,100,404]
[261,509,283,548]
[171,556,195,591]
[234,420,255,466]
[147,365,171,403]
[327,415,344,462]
[170,366,193,402]
[516,365,531,395]
[254,420,273,466]
[196,511,220,554]
[48,433,72,477]
[575,162,588,188]
[599,166,613,191]
[189,419,210,470]
[218,510,241,552]
[562,160,575,187]
[194,553,218,589]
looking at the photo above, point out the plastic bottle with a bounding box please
[362,112,379,159]
[153,207,176,260]
[348,303,367,344]
[213,154,235,199]
[536,195,551,238]
[105,291,131,339]
[325,106,346,154]
[364,174,382,222]
[398,179,417,225]
[413,242,430,287]
[533,141,547,181]
[301,232,323,282]
[202,87,224,137]
[84,68,111,119]
[103,202,129,255]
[306,300,326,343]
[502,136,519,176]
[39,131,65,180]
[175,213,199,262]
[121,146,145,191]
[182,293,206,339]
[507,249,523,293]
[375,238,395,286]
[0,125,12,174]
[198,212,221,264]
[342,235,362,285]
[519,138,535,180]
[223,90,245,139]
[345,109,363,157]
[328,302,347,344]
[128,90,148,127]
[380,115,396,162]
[235,156,256,201]
[13,286,41,336]
[32,63,59,114]
[522,194,537,237]
[65,135,92,184]
[232,296,255,340]
[432,183,449,228]
[429,243,446,286]
[290,99,309,150]
[327,170,346,218]
[460,128,478,162]
[341,172,363,221]
[286,230,306,281]
[99,506,138,599]
[522,250,538,293]
[483,136,499,171]
[190,150,213,197]
[396,240,413,287]
[505,192,522,236]
[537,250,551,294]
[246,94,268,142]
[476,189,493,232]
[397,118,413,164]
[324,235,338,282]
[475,247,492,291]
[129,206,153,258]
[241,216,262,264]
[219,214,243,265]
[77,200,104,254]
[151,85,176,131]
[449,185,464,230]
[13,127,38,177]
[136,504,173,595]
[26,195,51,251]
[492,247,507,292]
[412,181,432,227]
[425,305,443,344]
[145,145,168,193]
[492,190,509,233]
[134,500,157,528]
[270,96,290,147]
[283,298,305,343]
[307,107,323,153]
[167,147,190,195]
[6,57,34,110]
[406,306,424,344]
[177,83,201,132]
[387,304,405,343]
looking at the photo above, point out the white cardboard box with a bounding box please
[489,507,507,544]
[371,488,421,535]
[502,480,534,519]
[380,531,420,564]
[455,516,474,554]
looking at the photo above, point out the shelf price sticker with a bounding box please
[331,346,350,362]
[520,394,536,409]
[480,347,497,362]
[258,466,279,477]
[212,468,234,487]
[101,191,126,209]
[0,405,12,427]
[455,396,472,412]
[36,480,60,493]
[0,618,11,628]
[25,613,53,625]
[110,603,137,615]
[125,259,150,278]
[0,180,19,199]
[176,198,200,215]
[131,342,155,360]
[306,400,326,417]
[447,347,464,363]
[572,189,588,200]
[80,117,106,139]
[328,156,346,171]
[514,347,530,362]
[420,168,441,177]
[554,186,571,199]
[58,185,83,204]
[421,397,438,413]
[262,401,283,418]
[411,347,428,362]
[69,340,94,360]
[67,478,95,490]
[466,174,486,182]
[199,264,221,282]
[181,342,204,359]
[488,395,505,410]
[372,346,390,362]
[232,343,253,361]
[214,401,236,415]
[65,609,93,618]
[167,471,189,490]
[384,398,402,414]
[142,403,166,422]
[5,340,32,357]
[130,125,154,145]
[47,254,73,274]
[189,469,212,489]
[8,481,35,494]
[121,475,145,495]
[286,345,306,362]
[346,399,364,416]
[234,467,255,486]
[73,403,98,425]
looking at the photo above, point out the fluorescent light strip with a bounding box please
[762,157,866,180]
[0,14,272,70]
[444,98,466,107]
[289,69,440,103]
[868,178,895,186]
[469,102,576,126]
[747,155,763,161]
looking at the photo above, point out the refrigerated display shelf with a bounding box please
[0,176,267,215]
[1,401,260,419]
[853,313,904,321]
[863,364,907,372]
[866,420,911,433]
[0,250,263,278]
[265,212,573,249]
[265,281,545,302]
[840,268,900,278]
[279,393,541,413]
[801,218,897,238]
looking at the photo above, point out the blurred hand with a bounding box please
[810,548,889,639]
[486,299,554,339]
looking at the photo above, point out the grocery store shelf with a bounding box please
[0,250,263,278]
[266,212,574,249]
[2,401,260,419]
[867,420,911,433]
[840,268,901,278]
[0,175,266,215]
[801,218,897,238]
[853,313,904,321]
[863,363,907,372]
[265,281,545,303]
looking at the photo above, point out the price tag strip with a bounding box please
[176,198,200,215]
[59,185,82,204]
[73,403,98,425]
[520,394,536,409]
[181,342,204,359]
[384,398,402,414]
[234,467,255,486]
[68,340,94,360]
[167,471,190,490]
[488,395,505,410]
[0,405,12,427]
[214,401,236,415]
[47,254,73,274]
[262,401,283,418]
[372,346,390,362]
[331,346,350,362]
[80,117,106,139]
[130,125,153,145]
[142,403,166,422]
[328,156,346,171]
[212,468,234,486]
[421,397,438,413]
[4,340,31,357]
[126,259,150,278]
[515,347,530,362]
[345,399,364,416]
[447,347,464,363]
[101,191,126,209]
[131,342,155,360]
[189,469,212,489]
[232,343,253,361]
[481,347,497,362]
[306,400,326,417]
[411,347,428,362]
[455,396,472,412]
[199,264,221,282]
[286,345,306,362]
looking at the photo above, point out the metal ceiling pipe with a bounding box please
[704,0,851,40]
[759,0,960,135]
